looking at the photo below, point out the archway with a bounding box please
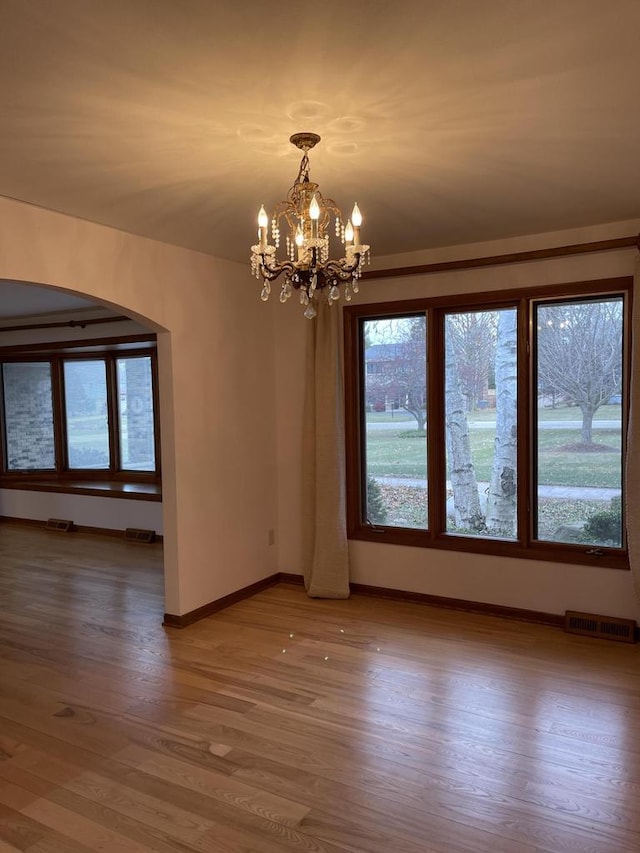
[0,278,177,615]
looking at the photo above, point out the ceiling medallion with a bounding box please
[251,133,370,318]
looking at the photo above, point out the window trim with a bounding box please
[0,337,160,486]
[344,277,631,571]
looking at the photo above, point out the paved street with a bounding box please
[367,419,621,431]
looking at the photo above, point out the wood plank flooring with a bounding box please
[0,524,639,852]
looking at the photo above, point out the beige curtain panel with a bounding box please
[301,299,350,599]
[625,253,640,611]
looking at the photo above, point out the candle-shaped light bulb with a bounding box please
[351,203,362,245]
[258,205,268,250]
[309,195,320,220]
[344,220,354,245]
[309,194,320,238]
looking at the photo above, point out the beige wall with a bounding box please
[0,488,163,532]
[275,219,640,621]
[2,193,637,623]
[0,195,278,616]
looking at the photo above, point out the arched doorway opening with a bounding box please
[0,278,176,616]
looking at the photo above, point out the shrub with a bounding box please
[366,476,387,525]
[583,495,622,546]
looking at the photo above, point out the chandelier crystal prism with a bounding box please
[250,132,370,318]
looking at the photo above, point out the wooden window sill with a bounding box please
[0,478,161,501]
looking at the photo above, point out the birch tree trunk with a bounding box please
[445,327,485,531]
[486,309,517,536]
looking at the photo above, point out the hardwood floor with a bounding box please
[0,524,639,852]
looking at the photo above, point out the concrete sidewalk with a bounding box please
[375,476,619,501]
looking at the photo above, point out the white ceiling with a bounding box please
[0,282,97,320]
[1,0,639,283]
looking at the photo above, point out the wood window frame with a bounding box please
[344,277,631,571]
[0,335,160,487]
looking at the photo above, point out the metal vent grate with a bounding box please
[124,528,155,544]
[565,610,636,644]
[45,518,73,533]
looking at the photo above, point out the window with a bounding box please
[117,356,156,472]
[64,360,110,470]
[363,316,427,529]
[2,362,56,471]
[534,296,624,548]
[0,341,159,482]
[444,307,518,540]
[345,278,630,569]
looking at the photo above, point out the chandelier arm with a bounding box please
[259,257,296,282]
[319,196,341,216]
[323,255,362,280]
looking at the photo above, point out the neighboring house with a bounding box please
[364,342,491,412]
[364,343,408,410]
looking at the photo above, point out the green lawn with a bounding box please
[366,411,413,424]
[366,427,621,487]
[366,431,428,479]
[537,431,621,487]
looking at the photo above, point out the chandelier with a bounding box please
[250,132,370,319]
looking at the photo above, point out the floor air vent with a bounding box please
[565,610,637,643]
[124,528,155,544]
[45,518,73,533]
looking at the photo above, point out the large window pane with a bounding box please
[64,360,110,469]
[117,356,156,472]
[444,309,518,539]
[535,297,623,547]
[363,316,427,529]
[2,362,55,470]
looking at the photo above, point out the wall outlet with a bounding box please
[268,528,275,546]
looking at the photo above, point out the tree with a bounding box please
[485,309,517,536]
[537,299,622,444]
[445,309,517,536]
[444,320,484,531]
[365,316,426,430]
[446,312,496,411]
